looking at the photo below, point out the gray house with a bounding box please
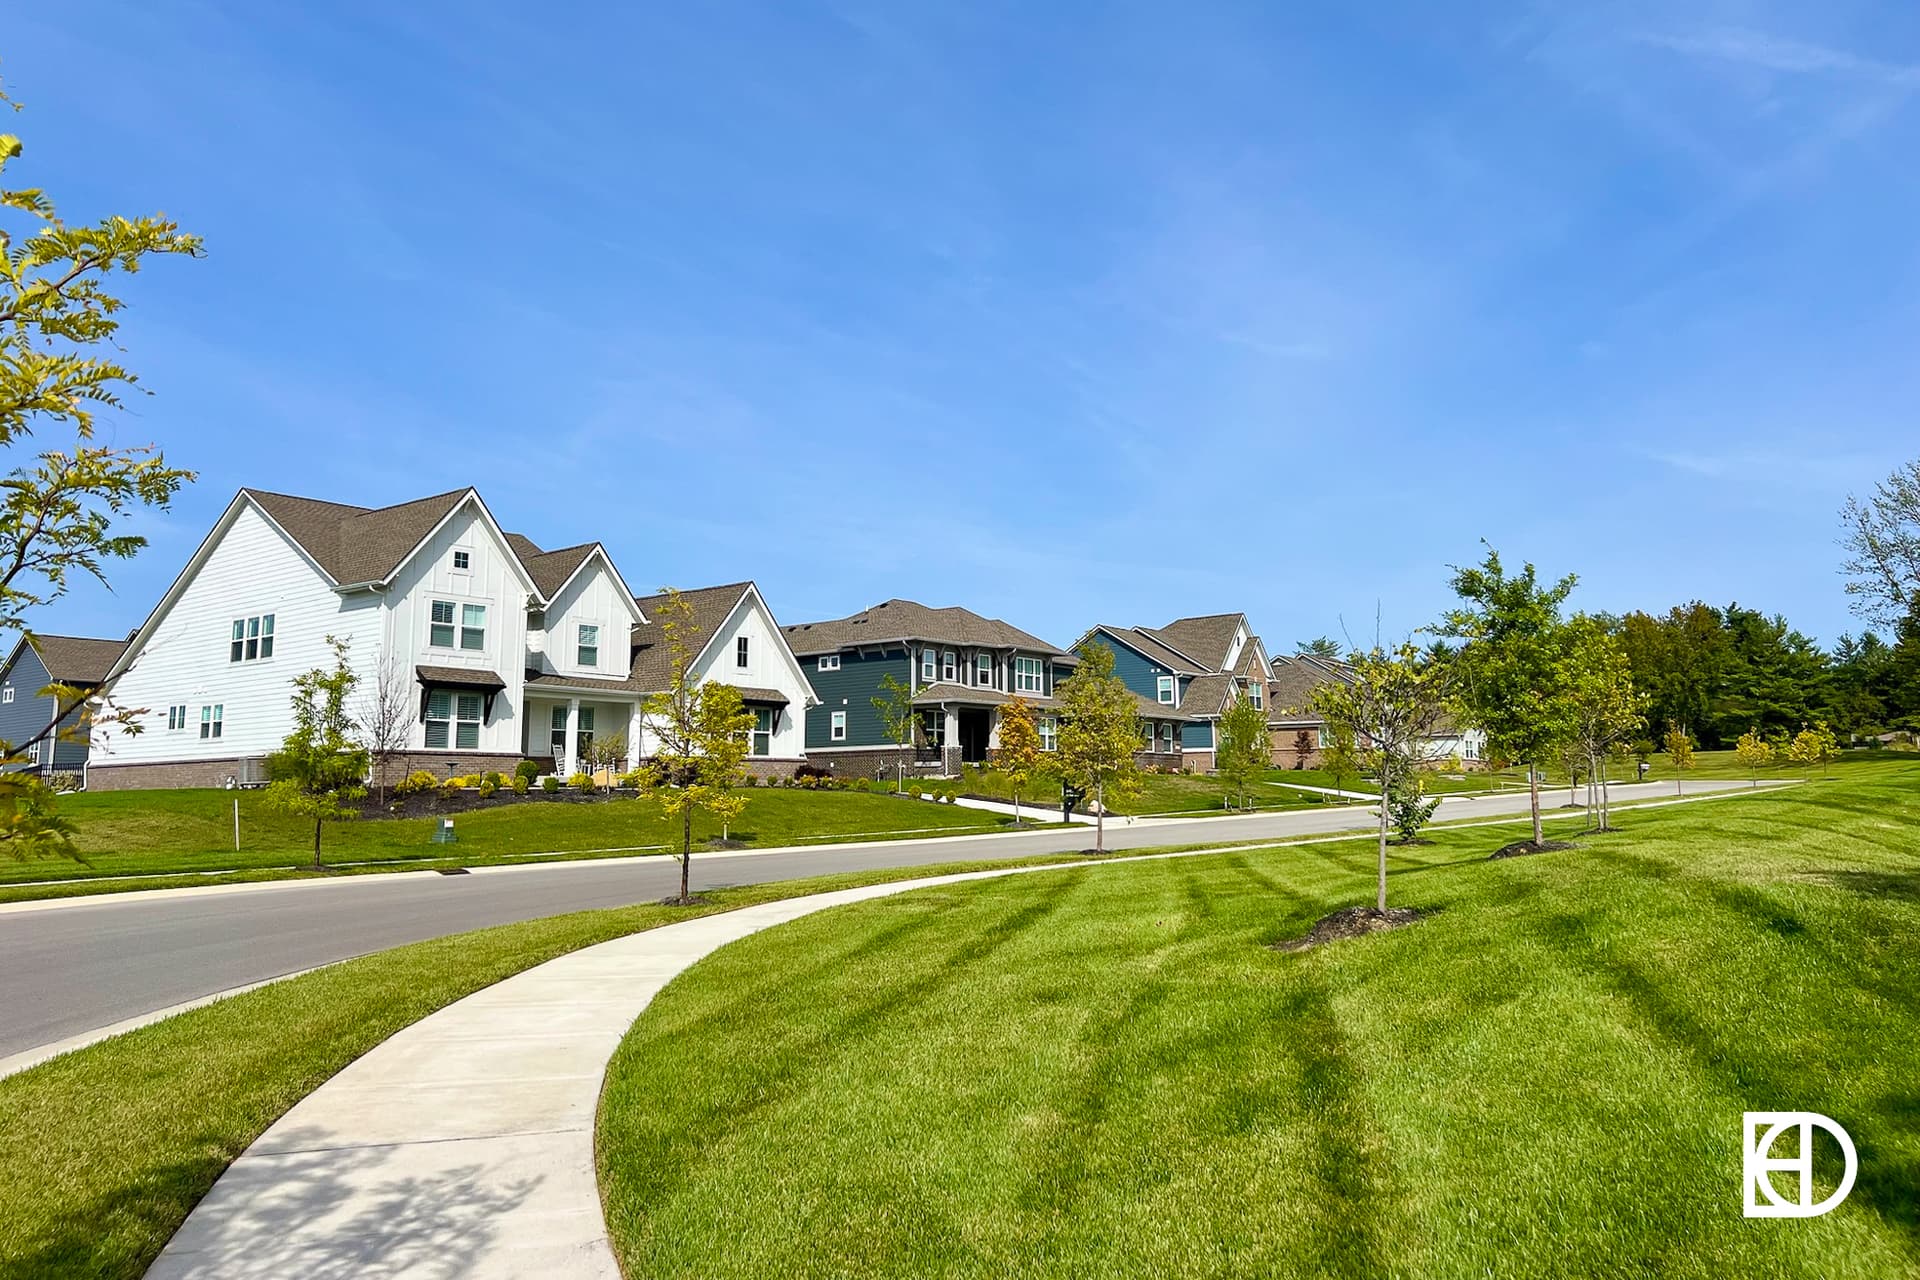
[0,633,129,779]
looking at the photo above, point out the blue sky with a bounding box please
[9,1,1920,651]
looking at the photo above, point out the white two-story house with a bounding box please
[88,487,815,789]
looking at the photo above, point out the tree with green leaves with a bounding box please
[1309,643,1454,912]
[996,695,1043,825]
[1321,718,1360,795]
[871,671,919,791]
[1298,636,1341,660]
[1734,727,1772,787]
[1053,643,1142,854]
[1215,694,1269,811]
[1663,721,1694,796]
[1565,614,1645,830]
[644,587,755,904]
[1788,721,1838,776]
[0,80,198,859]
[1440,546,1579,849]
[264,638,368,870]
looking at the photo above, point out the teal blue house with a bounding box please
[0,633,128,779]
[1075,613,1273,770]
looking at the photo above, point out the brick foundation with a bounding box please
[803,746,960,779]
[379,752,534,784]
[86,757,264,791]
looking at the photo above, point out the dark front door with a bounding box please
[958,709,991,764]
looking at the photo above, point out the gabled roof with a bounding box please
[520,543,600,601]
[1081,624,1205,675]
[18,634,128,686]
[1265,656,1351,721]
[783,599,1071,659]
[247,488,472,588]
[1144,613,1247,673]
[911,681,1060,711]
[628,583,757,691]
[1176,672,1239,720]
[1232,640,1269,680]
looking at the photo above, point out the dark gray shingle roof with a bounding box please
[248,488,471,587]
[28,634,128,685]
[783,599,1070,658]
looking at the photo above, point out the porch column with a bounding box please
[564,697,580,775]
[627,702,643,769]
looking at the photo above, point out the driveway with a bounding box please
[0,779,1755,1064]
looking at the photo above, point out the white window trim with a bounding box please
[921,649,937,681]
[737,636,750,669]
[578,622,600,668]
[818,654,841,672]
[830,710,847,741]
[942,650,957,682]
[452,549,471,572]
[1157,674,1176,705]
[229,613,276,663]
[976,652,993,688]
[1015,656,1045,696]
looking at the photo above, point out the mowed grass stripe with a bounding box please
[596,762,1920,1279]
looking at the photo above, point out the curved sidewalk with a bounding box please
[144,858,1121,1278]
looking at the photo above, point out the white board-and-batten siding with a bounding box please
[93,504,379,765]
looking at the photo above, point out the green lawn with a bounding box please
[1,787,1005,898]
[905,766,1349,816]
[0,849,1155,1280]
[596,760,1920,1279]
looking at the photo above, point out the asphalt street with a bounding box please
[0,779,1752,1061]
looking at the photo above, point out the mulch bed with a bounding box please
[659,894,716,907]
[1489,839,1578,860]
[1271,905,1430,953]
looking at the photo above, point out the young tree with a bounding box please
[1565,615,1645,830]
[1734,727,1773,787]
[1321,718,1360,795]
[1788,721,1838,776]
[356,657,413,804]
[264,638,368,870]
[1440,545,1579,848]
[1386,775,1440,844]
[584,731,629,791]
[1841,457,1920,628]
[1215,695,1269,810]
[1291,728,1314,767]
[0,76,198,859]
[1663,721,1695,795]
[871,672,919,791]
[1310,644,1455,912]
[644,588,755,904]
[1053,643,1142,853]
[996,695,1043,825]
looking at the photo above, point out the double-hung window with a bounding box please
[1160,722,1175,753]
[921,649,937,682]
[427,691,483,749]
[1156,674,1176,705]
[1249,681,1263,710]
[460,604,486,651]
[1015,656,1045,695]
[750,708,772,755]
[578,624,599,668]
[576,707,595,754]
[2,687,12,704]
[167,704,188,730]
[200,704,223,739]
[976,653,993,688]
[429,601,456,647]
[830,710,847,741]
[817,654,841,672]
[942,650,956,682]
[229,614,275,662]
[25,742,38,765]
[1038,716,1058,752]
[550,706,568,758]
[737,636,750,668]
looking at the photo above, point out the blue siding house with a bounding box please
[1076,613,1273,770]
[0,633,128,779]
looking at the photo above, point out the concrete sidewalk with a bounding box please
[144,856,1128,1278]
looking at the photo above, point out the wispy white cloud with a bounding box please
[1636,27,1920,83]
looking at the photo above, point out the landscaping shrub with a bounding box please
[1387,778,1440,844]
[793,763,832,782]
[439,779,464,800]
[542,776,561,793]
[477,777,498,798]
[482,770,506,790]
[393,770,439,798]
[511,774,530,795]
[514,759,542,785]
[569,772,595,793]
[45,771,82,793]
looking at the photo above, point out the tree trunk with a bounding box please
[1011,790,1020,827]
[1376,763,1390,912]
[312,817,323,872]
[1095,779,1105,854]
[1528,763,1543,845]
[680,810,693,903]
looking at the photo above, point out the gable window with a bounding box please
[430,601,456,647]
[460,604,487,651]
[1249,681,1263,710]
[976,653,993,687]
[737,636,750,668]
[1015,656,1045,695]
[200,704,223,739]
[921,649,937,682]
[578,624,599,668]
[1038,715,1058,752]
[1156,674,1176,705]
[750,707,773,756]
[830,710,847,741]
[229,614,275,662]
[167,704,188,730]
[2,687,11,704]
[817,654,841,672]
[942,650,957,682]
[452,549,471,571]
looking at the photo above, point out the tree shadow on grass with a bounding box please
[1817,869,1920,903]
[8,1125,541,1280]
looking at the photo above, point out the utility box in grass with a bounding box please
[432,818,457,844]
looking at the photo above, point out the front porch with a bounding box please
[524,694,642,778]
